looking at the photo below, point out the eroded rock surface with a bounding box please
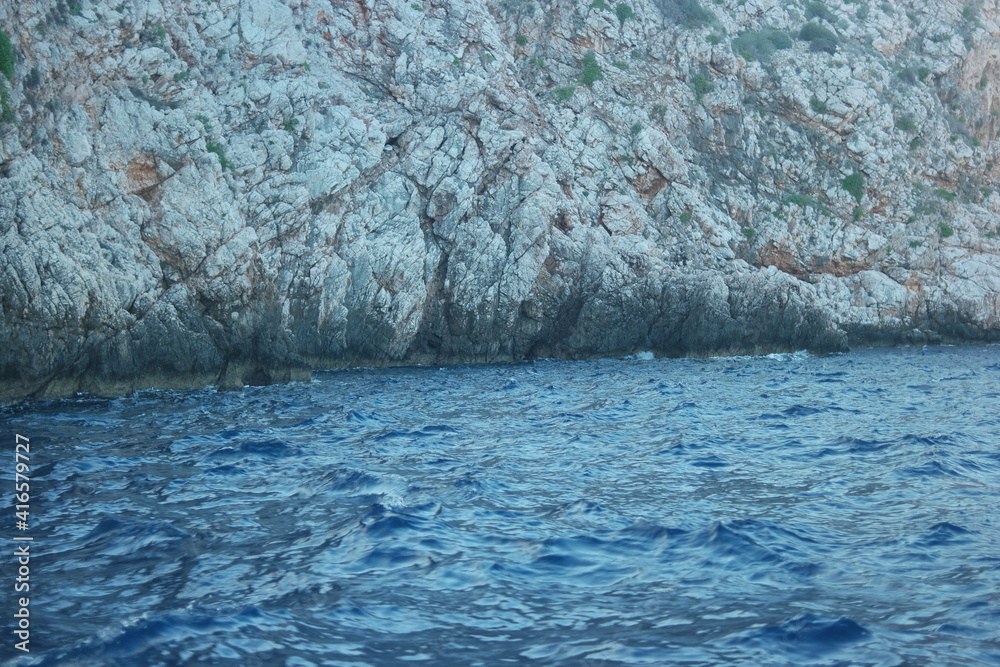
[1,0,999,401]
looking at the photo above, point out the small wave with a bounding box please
[813,436,893,456]
[312,468,391,495]
[544,499,608,519]
[530,552,596,570]
[690,455,729,468]
[728,613,871,658]
[764,350,811,361]
[911,522,976,548]
[687,521,784,567]
[201,464,245,476]
[33,606,279,666]
[935,621,996,638]
[346,409,395,424]
[375,425,456,441]
[53,518,191,560]
[895,459,968,479]
[781,404,824,417]
[202,438,301,463]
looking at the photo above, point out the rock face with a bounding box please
[1,0,999,401]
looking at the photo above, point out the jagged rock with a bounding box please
[1,0,999,403]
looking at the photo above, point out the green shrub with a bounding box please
[810,96,827,113]
[590,0,612,9]
[612,60,629,70]
[554,85,575,101]
[805,1,836,23]
[516,34,528,46]
[660,0,714,27]
[742,227,757,240]
[933,188,957,202]
[731,29,792,62]
[0,30,14,83]
[0,85,14,123]
[680,210,693,223]
[783,193,817,208]
[630,122,642,135]
[799,22,839,54]
[283,118,300,133]
[580,52,603,87]
[140,22,169,46]
[939,222,954,238]
[691,72,711,103]
[852,206,863,221]
[896,66,921,85]
[206,141,234,170]
[842,172,864,203]
[909,240,922,248]
[195,114,211,132]
[918,66,931,81]
[615,2,634,25]
[895,115,917,133]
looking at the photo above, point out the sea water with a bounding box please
[2,345,999,666]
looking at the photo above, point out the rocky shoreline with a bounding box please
[2,0,999,403]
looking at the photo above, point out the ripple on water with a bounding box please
[727,613,873,659]
[5,345,999,665]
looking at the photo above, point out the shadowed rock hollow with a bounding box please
[1,0,999,401]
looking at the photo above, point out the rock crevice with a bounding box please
[1,0,999,401]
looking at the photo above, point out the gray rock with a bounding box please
[1,0,999,403]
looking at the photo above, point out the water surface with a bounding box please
[3,346,999,665]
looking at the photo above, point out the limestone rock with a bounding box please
[1,0,999,402]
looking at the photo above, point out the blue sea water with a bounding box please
[2,345,1000,666]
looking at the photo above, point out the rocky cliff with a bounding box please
[1,0,999,402]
